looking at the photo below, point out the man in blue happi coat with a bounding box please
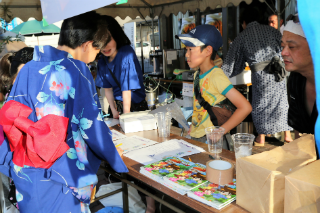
[0,12,128,213]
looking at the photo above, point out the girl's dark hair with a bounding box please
[0,53,12,95]
[239,7,261,25]
[0,47,34,95]
[102,15,131,50]
[59,11,111,49]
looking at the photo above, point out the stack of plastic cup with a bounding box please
[231,133,255,159]
[154,112,172,137]
[205,126,225,156]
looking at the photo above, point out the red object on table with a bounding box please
[0,100,69,169]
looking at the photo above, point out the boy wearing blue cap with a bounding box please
[176,25,252,142]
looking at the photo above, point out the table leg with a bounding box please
[101,166,186,213]
[122,173,129,213]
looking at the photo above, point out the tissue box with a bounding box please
[120,114,157,133]
[236,134,316,213]
[285,160,320,213]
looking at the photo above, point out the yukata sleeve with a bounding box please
[0,138,13,178]
[120,53,142,91]
[221,34,246,78]
[71,62,128,173]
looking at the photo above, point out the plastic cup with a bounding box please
[205,126,225,155]
[154,112,171,137]
[232,133,255,159]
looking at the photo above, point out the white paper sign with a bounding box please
[167,51,177,61]
[124,22,136,51]
[41,0,119,24]
[182,83,193,97]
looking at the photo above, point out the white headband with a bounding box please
[283,20,305,38]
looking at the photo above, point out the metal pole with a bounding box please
[101,166,186,213]
[0,174,5,213]
[150,8,155,51]
[222,7,228,59]
[122,173,129,213]
[152,18,155,51]
[140,23,144,74]
[276,0,281,30]
[236,5,240,36]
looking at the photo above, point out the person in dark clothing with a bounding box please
[281,15,316,138]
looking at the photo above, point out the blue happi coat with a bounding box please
[0,46,128,213]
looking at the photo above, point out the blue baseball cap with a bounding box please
[175,25,223,51]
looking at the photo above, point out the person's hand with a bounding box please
[116,147,124,157]
[187,125,192,135]
[207,133,223,143]
[112,109,120,119]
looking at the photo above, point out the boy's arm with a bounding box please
[221,88,252,133]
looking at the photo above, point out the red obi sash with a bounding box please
[0,100,69,169]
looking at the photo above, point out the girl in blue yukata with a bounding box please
[95,15,148,119]
[0,12,128,213]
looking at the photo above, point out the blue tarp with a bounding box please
[298,1,320,152]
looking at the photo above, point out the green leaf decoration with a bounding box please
[39,65,51,74]
[69,87,75,99]
[71,115,79,125]
[116,0,128,5]
[67,148,78,159]
[36,92,49,103]
[72,131,79,139]
[79,128,88,140]
[76,160,85,170]
[80,118,93,130]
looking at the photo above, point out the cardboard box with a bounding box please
[285,160,320,213]
[236,134,316,213]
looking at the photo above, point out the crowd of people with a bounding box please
[0,6,317,213]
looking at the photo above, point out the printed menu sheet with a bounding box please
[110,129,127,141]
[114,136,158,154]
[124,139,205,165]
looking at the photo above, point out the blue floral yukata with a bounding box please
[0,46,128,213]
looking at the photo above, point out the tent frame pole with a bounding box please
[222,7,228,59]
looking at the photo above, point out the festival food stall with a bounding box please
[2,1,318,213]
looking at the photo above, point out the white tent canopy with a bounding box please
[1,0,264,22]
[97,0,265,19]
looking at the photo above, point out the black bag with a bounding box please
[194,71,236,126]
